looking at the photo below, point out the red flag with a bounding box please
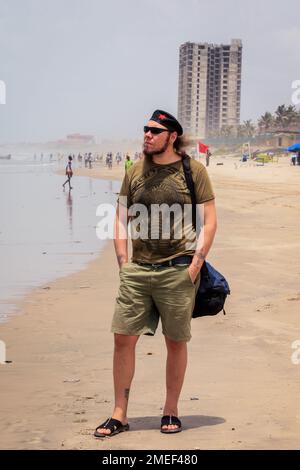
[198,142,209,154]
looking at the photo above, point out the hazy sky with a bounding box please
[0,0,299,143]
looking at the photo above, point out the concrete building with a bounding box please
[178,39,242,139]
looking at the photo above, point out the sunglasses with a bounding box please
[144,126,170,135]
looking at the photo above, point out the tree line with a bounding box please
[207,104,300,139]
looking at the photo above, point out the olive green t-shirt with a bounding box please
[118,157,215,264]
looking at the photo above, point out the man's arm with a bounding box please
[188,199,217,282]
[113,203,129,269]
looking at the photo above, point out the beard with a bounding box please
[143,133,171,158]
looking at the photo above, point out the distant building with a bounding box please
[66,133,95,145]
[178,39,242,139]
[254,131,300,149]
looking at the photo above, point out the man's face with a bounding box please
[143,120,172,157]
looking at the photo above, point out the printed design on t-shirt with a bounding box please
[130,166,192,255]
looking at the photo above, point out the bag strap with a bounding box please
[182,155,196,231]
[182,155,208,272]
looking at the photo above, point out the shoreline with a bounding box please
[1,161,300,449]
[57,164,126,181]
[0,163,119,326]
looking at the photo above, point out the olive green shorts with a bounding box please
[111,262,200,342]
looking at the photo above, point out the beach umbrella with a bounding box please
[287,142,300,151]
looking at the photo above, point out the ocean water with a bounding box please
[0,156,121,323]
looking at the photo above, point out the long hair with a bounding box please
[173,135,190,157]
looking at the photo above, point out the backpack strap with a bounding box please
[182,155,196,232]
[182,155,207,272]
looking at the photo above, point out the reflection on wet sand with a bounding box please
[65,189,73,234]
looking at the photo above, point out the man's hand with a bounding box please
[188,263,201,284]
[117,255,128,269]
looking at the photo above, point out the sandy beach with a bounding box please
[1,157,300,450]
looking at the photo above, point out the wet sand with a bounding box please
[1,157,300,449]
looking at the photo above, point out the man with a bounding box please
[125,154,133,172]
[116,152,122,165]
[206,149,212,167]
[62,155,73,190]
[107,152,113,169]
[94,109,217,437]
[88,152,93,169]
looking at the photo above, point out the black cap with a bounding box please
[149,109,183,136]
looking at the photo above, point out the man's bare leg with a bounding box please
[162,337,187,431]
[96,333,139,435]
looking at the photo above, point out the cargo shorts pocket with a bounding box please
[119,262,131,275]
[184,267,200,286]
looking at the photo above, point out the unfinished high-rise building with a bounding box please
[178,39,242,138]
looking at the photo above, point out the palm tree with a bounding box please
[275,104,290,129]
[207,129,220,138]
[220,125,235,138]
[286,105,298,127]
[242,120,256,138]
[258,112,274,133]
[237,124,246,137]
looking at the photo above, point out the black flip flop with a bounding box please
[160,415,182,434]
[94,417,129,438]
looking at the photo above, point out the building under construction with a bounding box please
[178,39,242,139]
